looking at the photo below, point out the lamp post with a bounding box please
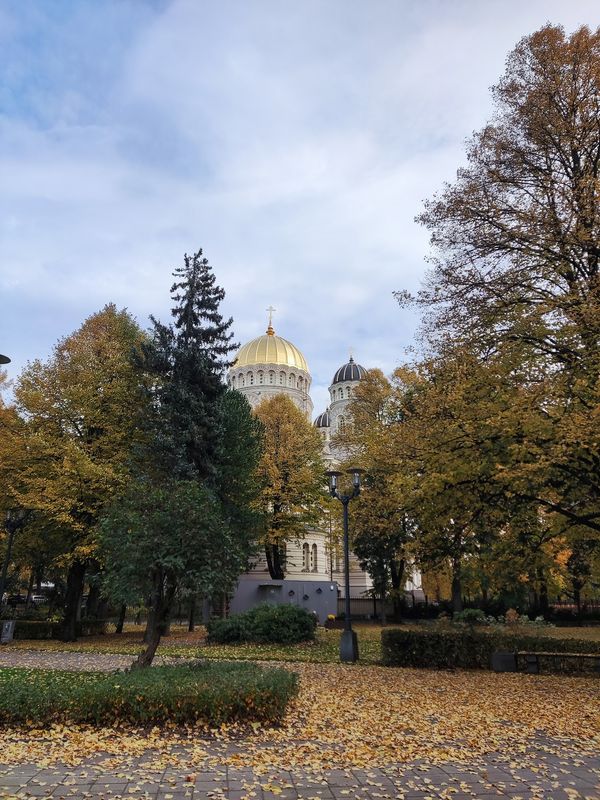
[326,467,363,662]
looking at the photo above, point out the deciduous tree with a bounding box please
[254,394,325,580]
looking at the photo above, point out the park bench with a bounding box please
[492,649,600,675]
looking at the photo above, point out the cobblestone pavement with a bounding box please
[0,738,598,800]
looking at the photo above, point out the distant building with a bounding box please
[228,314,422,598]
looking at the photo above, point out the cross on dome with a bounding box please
[266,305,276,335]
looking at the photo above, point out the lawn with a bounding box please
[6,622,600,664]
[6,623,386,663]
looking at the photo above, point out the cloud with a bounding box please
[1,0,599,413]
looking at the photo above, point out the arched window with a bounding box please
[338,416,346,433]
[231,376,236,388]
[249,372,254,385]
[258,371,264,385]
[269,371,275,384]
[280,371,285,385]
[339,388,344,399]
[240,375,245,387]
[346,386,351,398]
[302,543,310,572]
[298,376,303,389]
[311,543,318,572]
[289,374,296,388]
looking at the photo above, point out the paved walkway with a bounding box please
[0,650,177,672]
[1,650,598,799]
[1,738,599,799]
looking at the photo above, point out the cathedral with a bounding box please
[227,314,396,598]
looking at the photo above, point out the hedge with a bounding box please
[207,603,317,645]
[13,620,56,640]
[10,619,108,640]
[381,628,600,673]
[0,662,298,726]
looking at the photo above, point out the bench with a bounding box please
[491,649,600,675]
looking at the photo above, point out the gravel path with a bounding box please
[0,649,180,672]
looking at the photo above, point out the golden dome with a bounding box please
[233,324,309,372]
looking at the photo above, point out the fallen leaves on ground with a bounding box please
[0,661,597,773]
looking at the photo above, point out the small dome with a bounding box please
[331,356,366,385]
[233,323,309,372]
[314,408,331,428]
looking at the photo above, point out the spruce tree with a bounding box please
[144,249,238,482]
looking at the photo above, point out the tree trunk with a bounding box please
[573,579,583,614]
[188,595,196,632]
[86,583,101,618]
[202,596,211,624]
[115,603,127,634]
[131,573,175,669]
[451,529,463,614]
[143,601,156,643]
[0,518,20,604]
[62,561,86,642]
[390,557,405,621]
[380,591,387,626]
[537,568,549,614]
[265,542,285,580]
[451,568,463,614]
[25,569,35,609]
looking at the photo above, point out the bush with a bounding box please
[207,604,317,644]
[453,608,487,624]
[76,619,108,637]
[381,628,600,672]
[0,662,298,726]
[13,620,56,640]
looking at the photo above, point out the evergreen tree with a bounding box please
[102,250,260,667]
[143,249,238,482]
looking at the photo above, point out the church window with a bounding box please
[311,543,318,572]
[298,376,303,389]
[280,371,285,385]
[269,371,275,384]
[240,375,245,387]
[289,374,296,388]
[335,551,341,573]
[346,386,351,398]
[231,376,235,388]
[258,371,264,384]
[249,372,254,385]
[302,543,310,572]
[338,416,346,433]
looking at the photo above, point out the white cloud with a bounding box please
[1,0,599,413]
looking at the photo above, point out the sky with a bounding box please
[1,0,599,415]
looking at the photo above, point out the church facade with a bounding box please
[227,316,385,597]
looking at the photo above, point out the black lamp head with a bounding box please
[325,470,343,495]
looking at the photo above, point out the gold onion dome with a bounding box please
[233,322,309,372]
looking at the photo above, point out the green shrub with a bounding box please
[453,608,487,624]
[208,603,317,644]
[13,620,56,640]
[76,619,108,637]
[381,628,600,673]
[0,662,298,726]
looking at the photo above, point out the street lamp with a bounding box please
[326,467,364,662]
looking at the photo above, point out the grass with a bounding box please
[4,622,599,664]
[0,661,298,726]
